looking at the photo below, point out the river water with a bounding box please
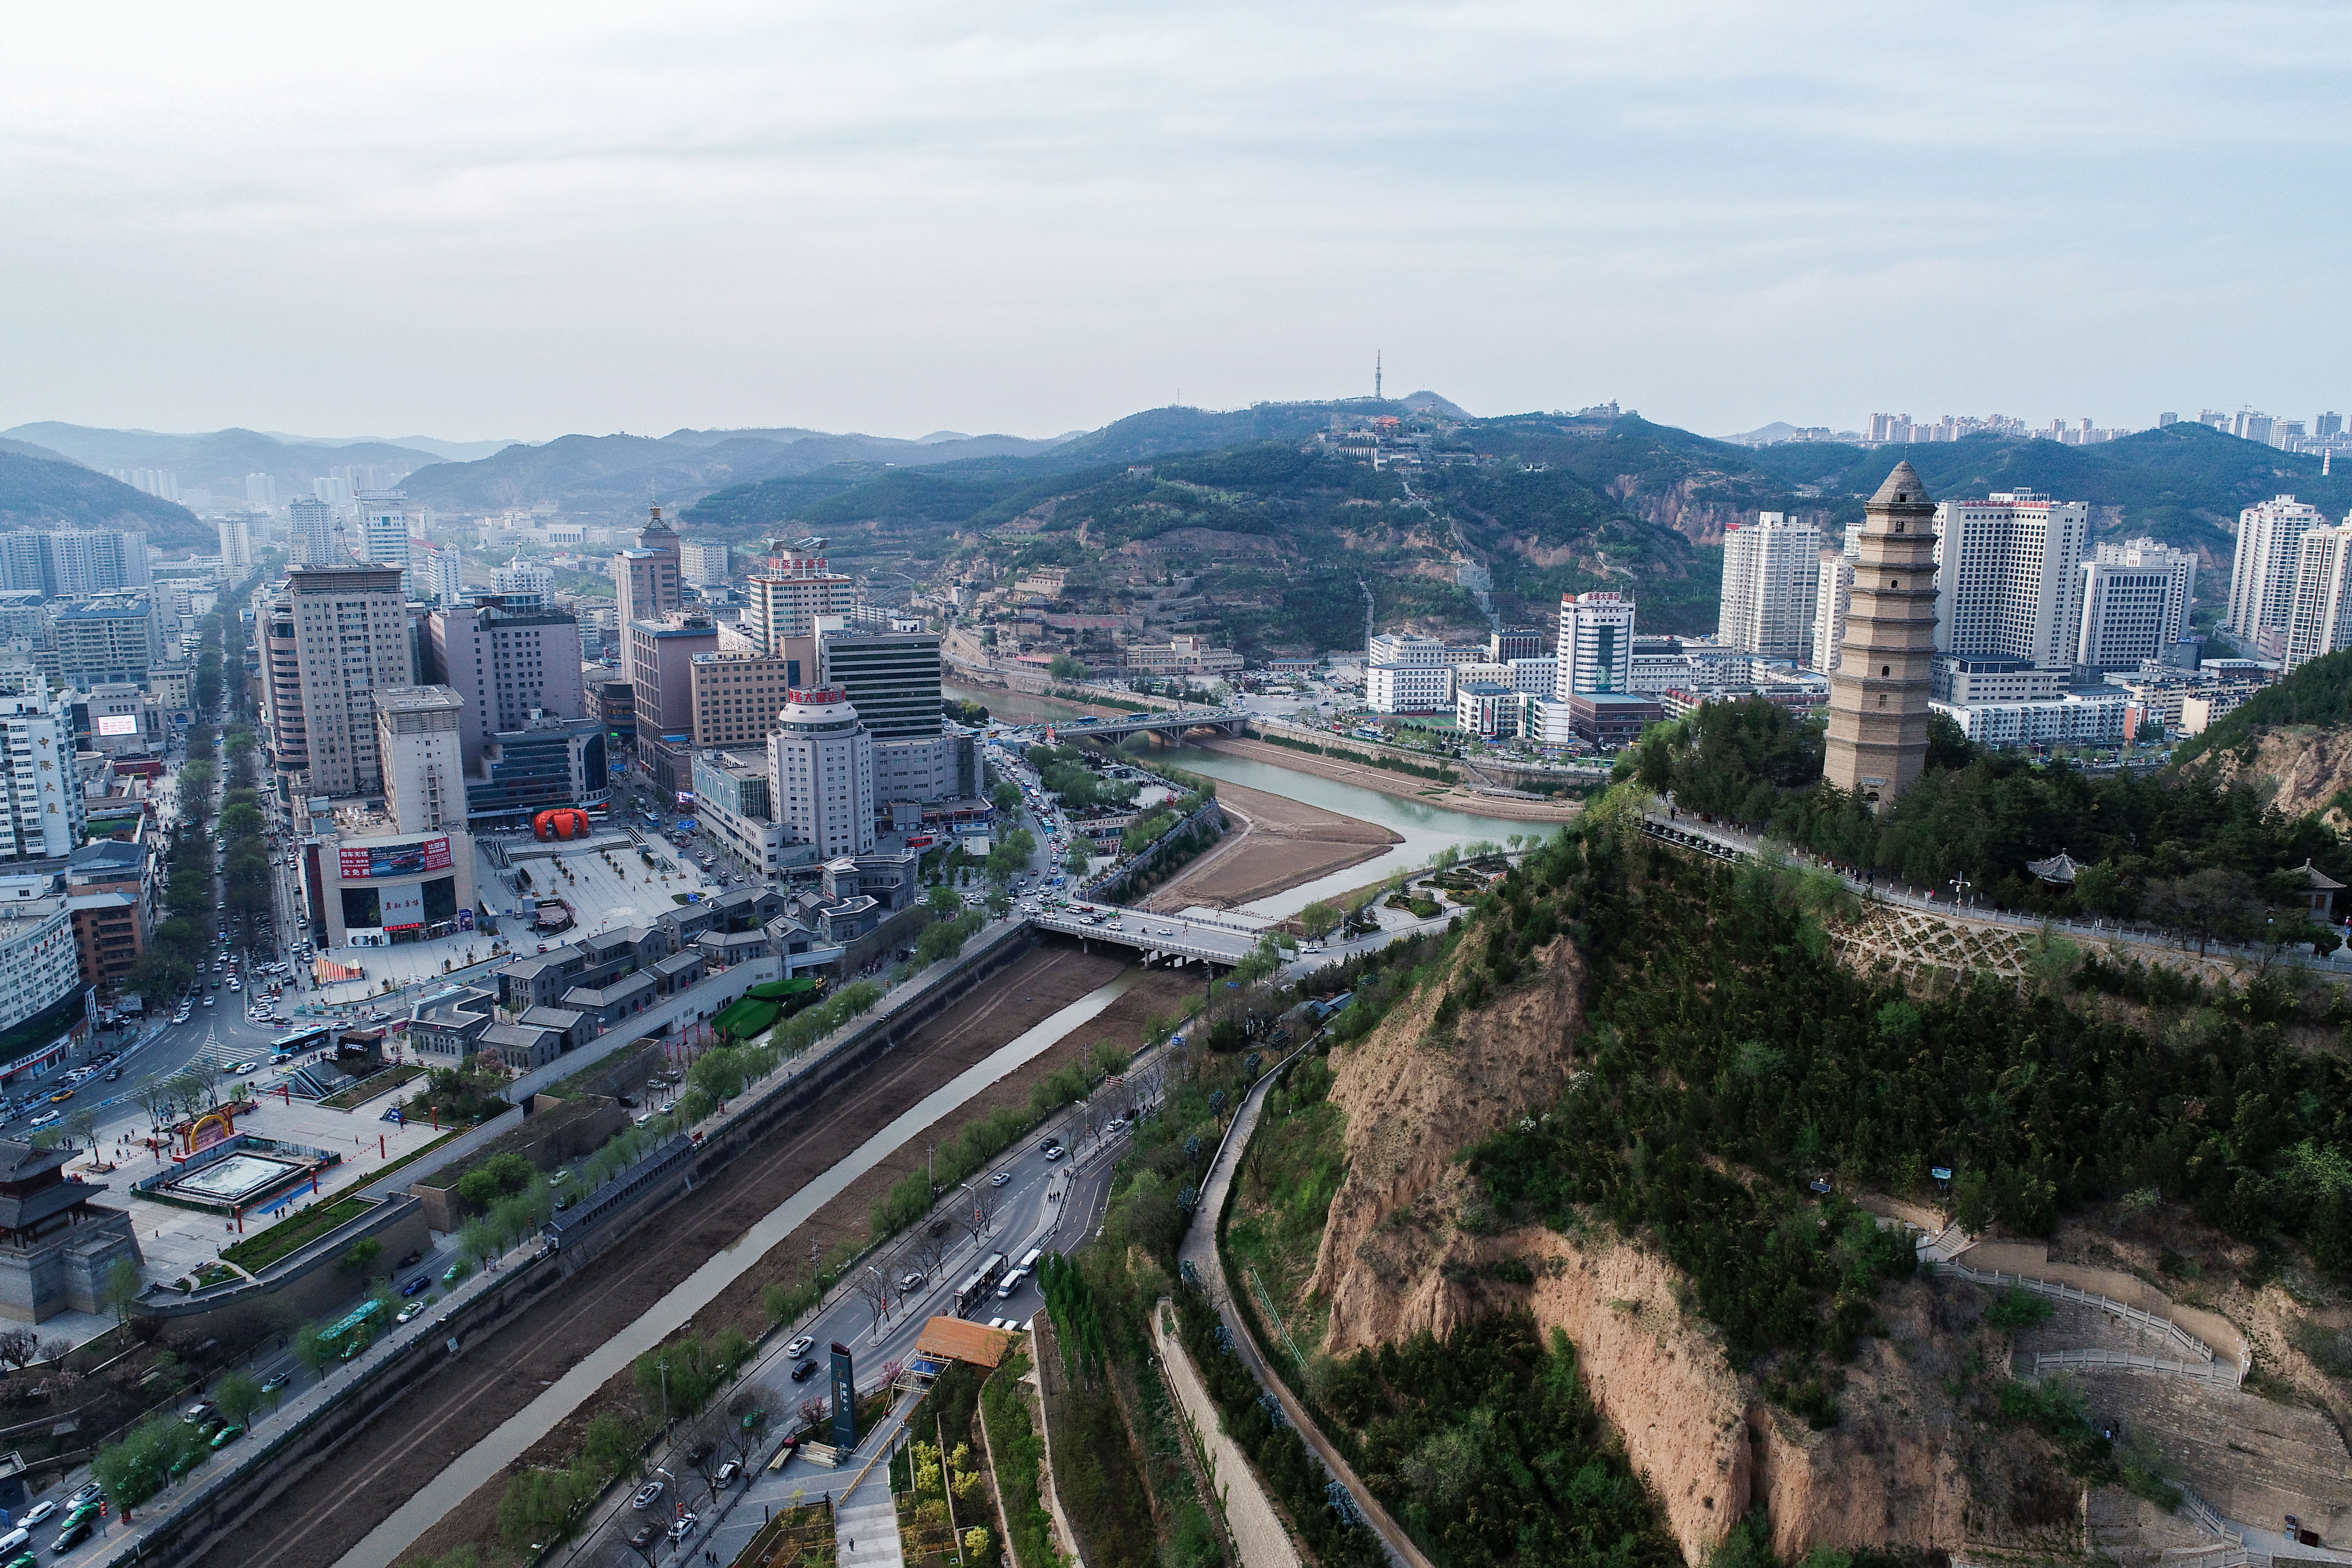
[1148,742,1537,918]
[340,971,1139,1568]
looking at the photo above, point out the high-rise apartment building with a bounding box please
[375,686,468,834]
[1824,464,1939,810]
[312,476,354,505]
[245,472,277,509]
[2283,526,2352,671]
[1718,512,1820,662]
[766,686,875,858]
[688,650,797,750]
[424,546,462,606]
[819,631,943,739]
[288,497,343,566]
[0,687,85,859]
[679,539,732,586]
[1554,592,1635,698]
[422,600,588,772]
[53,597,161,687]
[2228,496,2331,643]
[217,518,253,572]
[0,531,150,599]
[261,588,306,781]
[276,564,415,796]
[1932,489,2088,671]
[1813,555,1855,673]
[355,492,411,595]
[491,556,552,606]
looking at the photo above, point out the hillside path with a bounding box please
[1179,1058,1433,1568]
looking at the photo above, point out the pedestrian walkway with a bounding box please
[1178,1044,1428,1568]
[1641,810,2352,975]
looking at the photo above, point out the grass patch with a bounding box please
[318,1064,425,1110]
[1224,1054,1347,1347]
[218,1194,374,1272]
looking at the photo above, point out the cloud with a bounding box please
[2,1,2346,438]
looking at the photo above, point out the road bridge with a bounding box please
[1028,904,1268,967]
[1004,707,1251,743]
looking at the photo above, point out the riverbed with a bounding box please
[1150,742,1537,917]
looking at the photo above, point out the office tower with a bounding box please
[742,539,851,655]
[2320,413,2344,442]
[217,518,253,572]
[2283,526,2352,671]
[280,564,416,796]
[355,492,411,594]
[628,612,718,796]
[678,539,732,586]
[288,497,343,566]
[0,687,84,859]
[262,586,306,780]
[1824,463,1939,811]
[375,686,468,834]
[689,651,797,750]
[245,472,277,509]
[53,597,161,687]
[1718,512,1820,661]
[490,555,552,606]
[1932,489,2088,671]
[612,505,683,629]
[421,599,587,772]
[2078,561,2187,671]
[766,686,875,858]
[2091,539,2196,647]
[1554,591,1635,698]
[818,631,943,739]
[424,545,462,606]
[1488,628,1544,662]
[2228,496,2330,643]
[1813,555,1854,672]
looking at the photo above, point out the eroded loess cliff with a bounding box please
[2203,725,2352,829]
[1306,933,2072,1566]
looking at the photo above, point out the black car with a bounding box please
[629,1523,658,1550]
[790,1358,819,1382]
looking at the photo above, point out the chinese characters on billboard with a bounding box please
[93,714,139,737]
[338,836,453,881]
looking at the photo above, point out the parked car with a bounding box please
[668,1511,699,1542]
[715,1459,741,1485]
[900,1271,925,1291]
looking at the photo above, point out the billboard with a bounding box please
[94,714,138,737]
[378,882,426,929]
[339,836,453,881]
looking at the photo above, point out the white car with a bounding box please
[782,1334,815,1359]
[28,1111,60,1130]
[668,1512,700,1542]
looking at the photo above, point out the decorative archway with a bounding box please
[184,1109,237,1157]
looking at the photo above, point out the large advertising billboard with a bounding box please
[339,836,453,881]
[378,883,426,929]
[94,714,139,737]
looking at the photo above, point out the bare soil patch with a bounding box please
[1141,780,1398,912]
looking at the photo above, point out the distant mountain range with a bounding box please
[1,423,443,503]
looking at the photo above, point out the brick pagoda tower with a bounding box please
[1823,462,1940,809]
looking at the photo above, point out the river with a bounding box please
[1148,742,1537,918]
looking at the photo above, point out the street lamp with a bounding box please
[1948,876,1972,910]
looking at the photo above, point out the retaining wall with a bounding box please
[134,1194,432,1343]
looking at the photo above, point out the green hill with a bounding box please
[0,447,208,549]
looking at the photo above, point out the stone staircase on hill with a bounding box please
[2087,1372,2352,1555]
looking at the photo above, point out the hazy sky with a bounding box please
[5,3,2346,443]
